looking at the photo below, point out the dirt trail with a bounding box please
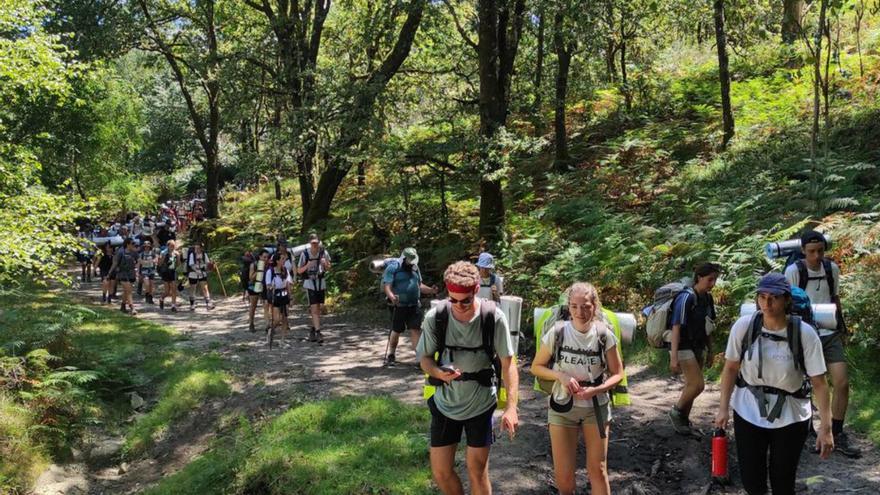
[37,282,880,495]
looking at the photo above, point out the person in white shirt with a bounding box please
[783,230,859,457]
[267,255,293,347]
[186,243,215,311]
[474,252,503,302]
[715,273,833,495]
[297,233,331,343]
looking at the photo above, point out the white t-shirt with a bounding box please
[298,248,331,291]
[784,261,840,336]
[476,274,503,300]
[725,315,826,429]
[187,251,210,279]
[541,321,617,408]
[267,269,292,290]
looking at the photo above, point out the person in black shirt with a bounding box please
[668,262,721,435]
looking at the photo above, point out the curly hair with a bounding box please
[564,282,604,322]
[443,261,480,288]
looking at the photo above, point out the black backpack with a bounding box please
[299,247,326,282]
[240,252,254,290]
[793,258,835,295]
[427,300,501,390]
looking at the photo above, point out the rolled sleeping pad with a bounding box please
[89,235,124,247]
[740,303,837,330]
[263,243,311,259]
[533,307,635,344]
[765,234,831,261]
[500,296,522,355]
[369,257,398,274]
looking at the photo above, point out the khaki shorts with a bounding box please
[548,401,612,428]
[670,348,705,366]
[820,332,846,364]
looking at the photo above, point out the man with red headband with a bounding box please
[418,261,519,495]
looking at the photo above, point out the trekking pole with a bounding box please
[213,263,227,297]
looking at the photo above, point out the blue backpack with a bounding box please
[789,287,815,326]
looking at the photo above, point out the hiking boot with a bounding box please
[315,330,324,344]
[308,328,318,342]
[171,305,178,313]
[668,407,691,435]
[159,299,164,310]
[249,322,256,333]
[129,306,138,316]
[385,354,396,367]
[834,432,862,458]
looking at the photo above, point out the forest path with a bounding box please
[36,281,880,494]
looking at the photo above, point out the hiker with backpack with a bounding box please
[186,242,215,311]
[382,248,439,366]
[267,252,293,347]
[95,241,115,303]
[417,261,518,495]
[783,230,860,457]
[109,238,139,315]
[296,233,331,343]
[664,263,720,435]
[715,273,834,495]
[137,240,158,305]
[246,249,270,333]
[157,240,181,312]
[475,252,503,302]
[530,282,623,495]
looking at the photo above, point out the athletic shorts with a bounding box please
[140,268,156,280]
[272,289,290,308]
[189,277,208,285]
[670,348,705,367]
[160,270,176,283]
[306,289,326,306]
[247,287,261,297]
[392,305,423,333]
[118,276,136,284]
[820,332,846,364]
[76,253,93,264]
[548,401,612,428]
[428,397,495,448]
[99,267,111,280]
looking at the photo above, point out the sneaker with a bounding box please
[308,328,318,342]
[834,432,862,458]
[207,301,215,310]
[129,307,138,316]
[159,299,164,310]
[316,330,324,344]
[668,407,691,435]
[385,354,396,367]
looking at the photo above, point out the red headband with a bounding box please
[446,281,478,294]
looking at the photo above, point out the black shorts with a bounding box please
[160,270,176,282]
[118,276,136,284]
[189,277,207,285]
[306,289,326,306]
[392,305,423,333]
[247,287,261,297]
[273,289,290,308]
[428,397,495,448]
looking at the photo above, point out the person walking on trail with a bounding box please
[157,240,181,312]
[529,282,623,495]
[267,253,293,347]
[382,247,438,366]
[668,262,720,435]
[715,273,834,495]
[247,249,270,333]
[186,243,215,311]
[417,261,519,495]
[783,230,860,457]
[297,233,331,343]
[95,241,114,303]
[475,252,503,302]
[109,238,139,315]
[137,240,158,305]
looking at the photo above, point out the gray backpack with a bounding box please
[645,282,693,348]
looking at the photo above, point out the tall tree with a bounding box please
[782,0,805,44]
[552,6,574,170]
[137,0,224,218]
[713,0,734,149]
[531,6,545,124]
[471,0,526,245]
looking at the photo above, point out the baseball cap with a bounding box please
[756,272,791,296]
[401,247,419,265]
[800,230,827,248]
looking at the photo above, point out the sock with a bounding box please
[832,419,844,436]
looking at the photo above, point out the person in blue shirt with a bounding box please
[382,247,438,366]
[668,262,720,435]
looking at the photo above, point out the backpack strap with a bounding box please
[434,301,450,364]
[480,300,497,362]
[741,312,765,377]
[795,260,809,291]
[822,259,835,297]
[788,315,806,373]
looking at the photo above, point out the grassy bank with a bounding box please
[145,396,432,495]
[0,289,230,493]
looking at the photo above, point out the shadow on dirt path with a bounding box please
[36,279,880,494]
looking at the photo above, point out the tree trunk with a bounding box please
[553,11,571,171]
[620,39,630,112]
[714,0,735,149]
[473,0,525,246]
[357,161,366,187]
[532,7,545,125]
[810,1,827,164]
[782,0,805,44]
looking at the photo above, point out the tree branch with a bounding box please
[442,0,479,52]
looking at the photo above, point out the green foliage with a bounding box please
[146,396,432,495]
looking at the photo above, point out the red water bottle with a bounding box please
[711,428,729,483]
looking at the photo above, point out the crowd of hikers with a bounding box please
[73,211,862,494]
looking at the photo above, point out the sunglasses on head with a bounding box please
[448,295,474,306]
